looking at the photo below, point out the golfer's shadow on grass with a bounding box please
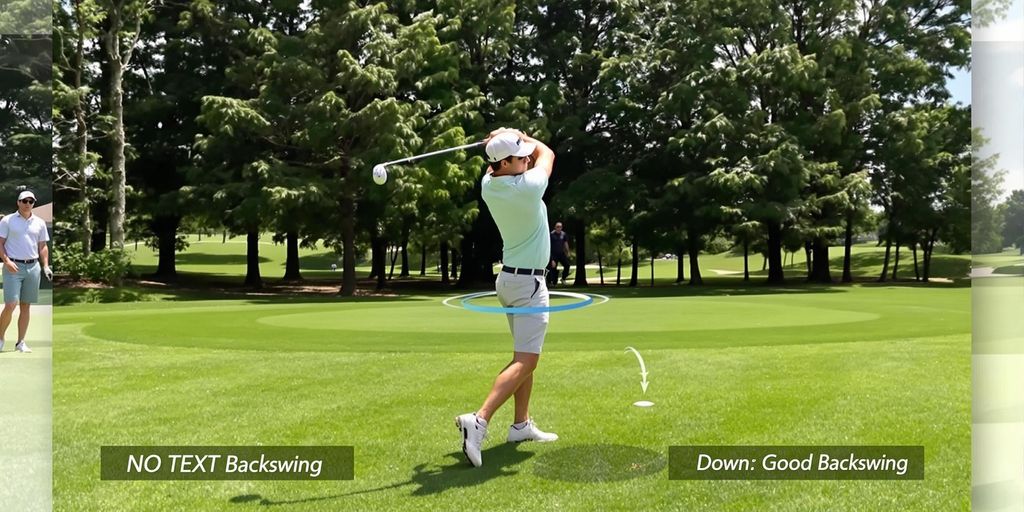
[229,443,532,507]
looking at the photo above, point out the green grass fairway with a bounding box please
[972,248,1024,271]
[53,284,969,511]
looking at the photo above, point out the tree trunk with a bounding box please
[450,248,458,280]
[842,210,854,282]
[922,229,937,282]
[152,215,179,280]
[440,240,450,284]
[923,243,931,282]
[420,243,427,276]
[650,255,655,287]
[572,219,588,286]
[372,237,386,290]
[457,231,496,287]
[766,223,785,284]
[283,230,301,280]
[743,239,750,281]
[597,251,604,285]
[389,244,399,280]
[810,237,832,283]
[628,239,639,287]
[688,240,703,285]
[400,235,410,278]
[891,242,901,281]
[106,9,127,249]
[912,243,920,281]
[878,236,892,282]
[803,241,813,276]
[675,243,685,283]
[457,179,500,286]
[244,230,262,289]
[74,1,92,256]
[616,258,622,286]
[368,236,382,279]
[340,197,356,296]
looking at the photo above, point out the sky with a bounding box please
[971,0,1024,196]
[947,67,971,105]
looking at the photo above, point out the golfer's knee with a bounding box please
[513,354,540,372]
[2,302,16,312]
[19,302,30,312]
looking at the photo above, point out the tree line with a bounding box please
[51,1,996,293]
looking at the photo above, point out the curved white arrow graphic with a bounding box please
[624,346,649,394]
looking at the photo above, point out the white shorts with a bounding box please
[495,271,549,354]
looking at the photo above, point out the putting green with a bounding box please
[66,286,962,353]
[258,297,877,333]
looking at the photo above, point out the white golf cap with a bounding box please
[485,132,536,163]
[17,191,35,201]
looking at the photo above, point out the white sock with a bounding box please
[474,415,488,427]
[512,420,529,429]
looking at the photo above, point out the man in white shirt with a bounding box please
[455,128,559,467]
[0,190,52,353]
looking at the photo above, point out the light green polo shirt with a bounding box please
[481,167,550,270]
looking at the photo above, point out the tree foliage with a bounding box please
[51,0,977,288]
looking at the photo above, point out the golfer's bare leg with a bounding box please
[477,352,539,423]
[17,303,30,341]
[513,373,533,424]
[0,302,17,340]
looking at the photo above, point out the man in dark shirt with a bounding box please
[548,221,571,286]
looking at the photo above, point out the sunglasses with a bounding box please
[19,199,34,204]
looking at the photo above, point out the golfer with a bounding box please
[0,190,51,353]
[455,128,558,467]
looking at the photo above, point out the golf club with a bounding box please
[372,141,484,185]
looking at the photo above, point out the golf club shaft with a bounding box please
[381,141,484,167]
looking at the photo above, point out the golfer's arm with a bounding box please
[523,134,555,178]
[39,242,48,267]
[0,238,8,264]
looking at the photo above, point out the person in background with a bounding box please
[0,190,52,353]
[548,221,571,286]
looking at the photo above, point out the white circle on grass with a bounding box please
[633,400,654,407]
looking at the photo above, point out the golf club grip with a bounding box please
[381,141,484,166]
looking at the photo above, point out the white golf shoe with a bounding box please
[15,341,31,353]
[507,419,558,443]
[455,413,487,467]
